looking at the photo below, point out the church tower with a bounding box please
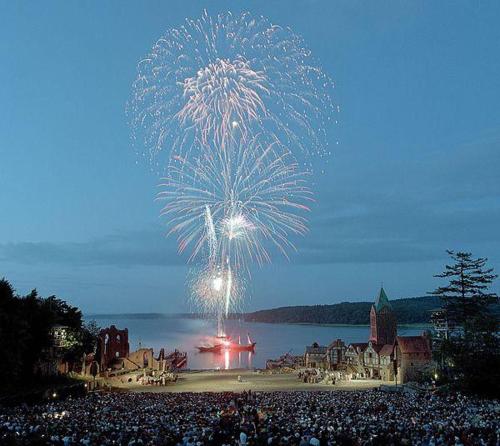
[369,287,397,345]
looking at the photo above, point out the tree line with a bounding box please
[244,295,442,325]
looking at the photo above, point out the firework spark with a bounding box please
[159,136,311,331]
[179,58,268,150]
[189,262,244,328]
[157,136,312,268]
[128,11,335,331]
[128,10,336,172]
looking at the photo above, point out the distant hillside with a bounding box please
[243,296,442,325]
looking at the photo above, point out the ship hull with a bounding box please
[197,344,223,353]
[196,342,256,353]
[197,334,256,353]
[227,342,256,352]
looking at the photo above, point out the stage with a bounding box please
[110,369,387,393]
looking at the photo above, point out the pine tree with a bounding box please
[431,251,498,327]
[430,251,500,397]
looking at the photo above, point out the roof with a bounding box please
[306,345,327,354]
[379,344,394,357]
[368,343,385,353]
[348,343,368,352]
[396,336,431,354]
[374,287,392,312]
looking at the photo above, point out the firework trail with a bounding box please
[129,11,336,331]
[157,136,312,268]
[204,205,217,264]
[159,135,312,334]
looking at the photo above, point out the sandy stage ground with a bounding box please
[109,370,388,393]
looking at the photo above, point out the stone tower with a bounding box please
[369,287,397,345]
[97,325,130,369]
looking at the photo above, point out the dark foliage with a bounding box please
[430,250,498,323]
[430,251,500,398]
[243,295,441,325]
[0,278,98,393]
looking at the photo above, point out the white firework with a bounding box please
[128,10,336,172]
[128,10,336,326]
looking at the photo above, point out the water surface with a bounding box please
[87,315,425,370]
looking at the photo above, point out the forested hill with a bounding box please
[243,296,441,325]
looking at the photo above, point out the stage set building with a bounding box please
[304,288,433,383]
[92,325,187,376]
[42,324,186,378]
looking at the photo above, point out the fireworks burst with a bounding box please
[157,136,312,269]
[179,58,268,150]
[128,11,336,332]
[188,262,245,333]
[128,10,336,172]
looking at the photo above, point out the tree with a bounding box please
[0,278,100,393]
[61,320,101,364]
[0,279,29,386]
[82,320,101,354]
[430,251,500,397]
[43,295,83,329]
[431,251,498,327]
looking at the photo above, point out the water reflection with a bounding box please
[197,349,254,370]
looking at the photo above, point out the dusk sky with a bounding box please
[1,1,499,314]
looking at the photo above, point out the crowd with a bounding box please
[1,389,498,445]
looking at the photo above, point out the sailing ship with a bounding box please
[196,333,256,353]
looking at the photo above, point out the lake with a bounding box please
[86,315,426,370]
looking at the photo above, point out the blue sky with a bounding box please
[1,1,499,313]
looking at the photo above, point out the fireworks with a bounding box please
[189,262,244,332]
[179,58,268,149]
[128,11,336,334]
[157,136,312,267]
[128,10,336,171]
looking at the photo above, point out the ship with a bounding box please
[196,333,256,353]
[197,344,223,353]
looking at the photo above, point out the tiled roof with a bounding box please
[379,344,394,357]
[396,336,431,354]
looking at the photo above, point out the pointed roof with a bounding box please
[348,343,368,352]
[379,344,394,357]
[374,287,392,312]
[396,336,431,354]
[367,342,385,353]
